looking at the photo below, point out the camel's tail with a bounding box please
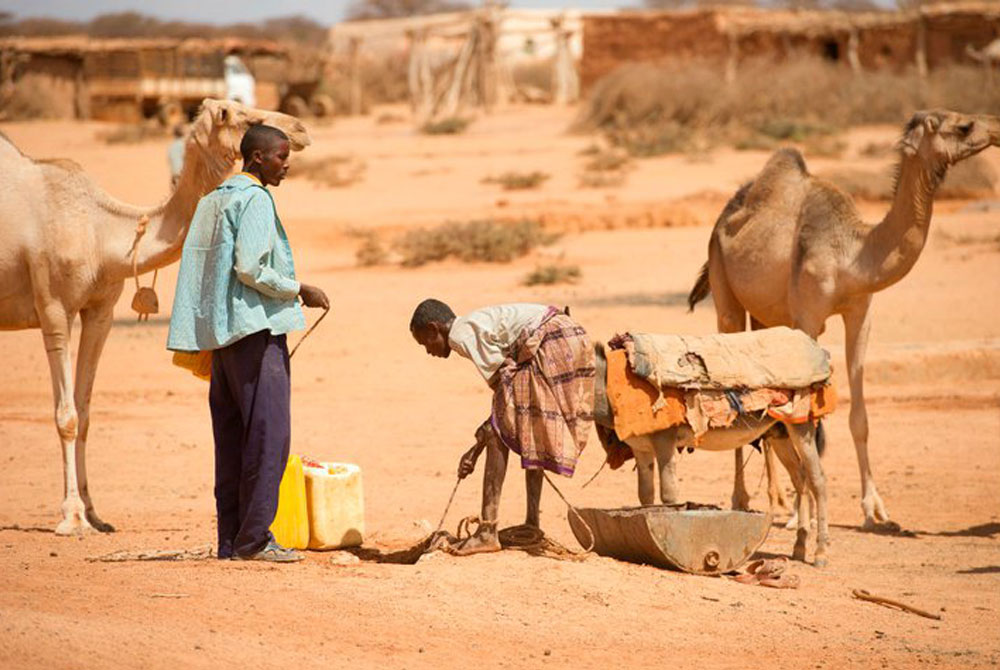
[687,261,711,312]
[816,419,826,458]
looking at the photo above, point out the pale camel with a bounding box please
[0,99,310,535]
[593,348,829,566]
[687,109,1000,529]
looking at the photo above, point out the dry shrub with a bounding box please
[97,123,167,144]
[421,117,471,135]
[579,147,632,188]
[523,264,581,286]
[820,155,997,202]
[355,232,389,267]
[395,219,557,267]
[483,171,550,190]
[293,155,366,188]
[575,57,1000,157]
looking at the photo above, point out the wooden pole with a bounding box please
[442,24,476,118]
[349,36,363,116]
[915,14,927,78]
[725,32,739,84]
[847,28,861,74]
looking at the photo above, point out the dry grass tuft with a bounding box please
[421,117,472,135]
[579,147,632,188]
[355,232,389,267]
[483,171,550,190]
[522,264,581,286]
[395,219,557,267]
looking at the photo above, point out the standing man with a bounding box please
[168,124,329,562]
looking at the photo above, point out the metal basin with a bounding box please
[568,505,772,575]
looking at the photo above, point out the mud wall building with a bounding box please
[580,2,1000,90]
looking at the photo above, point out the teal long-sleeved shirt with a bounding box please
[167,173,305,352]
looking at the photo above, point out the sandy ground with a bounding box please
[1,106,999,669]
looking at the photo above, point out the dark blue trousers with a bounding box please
[209,330,291,559]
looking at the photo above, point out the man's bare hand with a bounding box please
[299,283,329,310]
[458,445,481,479]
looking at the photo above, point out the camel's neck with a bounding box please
[103,138,232,281]
[857,153,944,293]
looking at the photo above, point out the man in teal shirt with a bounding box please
[168,124,328,562]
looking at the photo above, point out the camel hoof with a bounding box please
[55,518,97,536]
[792,544,807,562]
[783,515,799,531]
[813,556,828,569]
[862,519,902,534]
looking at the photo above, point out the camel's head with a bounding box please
[899,110,1000,165]
[189,98,311,168]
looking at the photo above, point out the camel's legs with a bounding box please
[37,301,91,535]
[707,246,750,511]
[769,433,809,558]
[764,445,790,511]
[629,437,657,506]
[843,299,889,528]
[73,298,119,533]
[788,422,829,567]
[650,431,679,504]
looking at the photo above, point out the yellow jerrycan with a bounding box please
[269,454,309,550]
[304,462,365,550]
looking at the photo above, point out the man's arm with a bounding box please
[233,193,301,300]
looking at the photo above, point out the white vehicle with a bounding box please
[224,55,256,107]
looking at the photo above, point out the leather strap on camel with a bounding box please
[130,215,159,322]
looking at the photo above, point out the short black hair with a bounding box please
[239,124,288,163]
[410,299,455,331]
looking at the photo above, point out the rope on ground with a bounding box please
[87,545,215,562]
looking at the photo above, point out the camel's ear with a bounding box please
[900,113,928,156]
[214,104,230,126]
[923,113,941,135]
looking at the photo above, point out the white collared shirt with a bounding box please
[448,303,549,382]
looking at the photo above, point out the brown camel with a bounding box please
[688,109,1000,529]
[0,100,310,535]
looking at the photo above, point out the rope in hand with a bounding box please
[431,477,462,538]
[289,305,330,359]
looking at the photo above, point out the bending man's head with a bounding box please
[410,298,456,359]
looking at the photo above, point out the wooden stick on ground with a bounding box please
[852,589,943,620]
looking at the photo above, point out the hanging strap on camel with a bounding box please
[129,215,159,322]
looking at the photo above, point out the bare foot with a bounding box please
[446,531,501,556]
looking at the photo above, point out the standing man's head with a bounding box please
[410,298,456,358]
[240,124,290,187]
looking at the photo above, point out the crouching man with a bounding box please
[410,300,595,555]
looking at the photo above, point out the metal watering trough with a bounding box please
[568,505,772,575]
